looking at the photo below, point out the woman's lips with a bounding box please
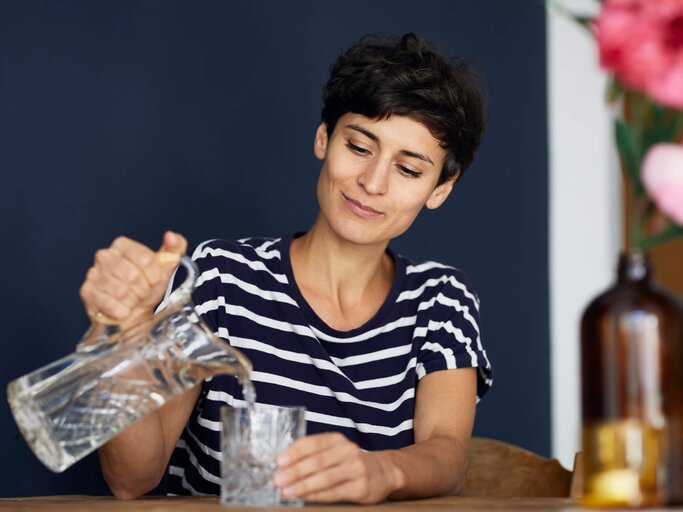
[342,193,383,219]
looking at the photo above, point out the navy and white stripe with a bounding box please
[166,234,492,496]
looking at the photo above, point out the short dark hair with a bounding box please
[321,33,487,185]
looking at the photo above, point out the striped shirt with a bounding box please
[165,234,492,496]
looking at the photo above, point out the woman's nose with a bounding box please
[357,161,389,195]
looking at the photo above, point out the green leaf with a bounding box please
[546,1,595,32]
[653,108,683,143]
[641,224,683,251]
[606,80,623,103]
[615,119,643,192]
[639,104,683,163]
[572,15,595,31]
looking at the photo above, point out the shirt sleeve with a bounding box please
[414,267,493,402]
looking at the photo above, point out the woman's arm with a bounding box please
[272,367,477,503]
[98,385,201,499]
[385,367,476,498]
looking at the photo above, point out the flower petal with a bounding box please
[642,143,683,225]
[597,0,683,108]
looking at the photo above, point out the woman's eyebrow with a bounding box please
[345,124,434,166]
[346,124,379,141]
[400,149,434,166]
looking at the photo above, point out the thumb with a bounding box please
[160,230,188,257]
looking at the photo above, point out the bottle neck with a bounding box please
[617,251,652,284]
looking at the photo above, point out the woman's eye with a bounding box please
[346,142,370,155]
[397,165,421,178]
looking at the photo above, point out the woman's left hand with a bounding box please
[273,432,400,504]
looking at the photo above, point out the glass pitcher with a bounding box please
[7,255,252,473]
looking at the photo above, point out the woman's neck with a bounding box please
[290,216,394,330]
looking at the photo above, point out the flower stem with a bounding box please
[630,191,643,251]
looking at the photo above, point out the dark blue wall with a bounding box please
[0,0,549,497]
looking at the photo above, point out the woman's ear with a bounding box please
[314,123,329,160]
[425,171,460,210]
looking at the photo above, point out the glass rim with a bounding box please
[220,403,306,414]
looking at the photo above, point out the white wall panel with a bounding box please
[547,0,621,468]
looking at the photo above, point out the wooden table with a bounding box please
[0,495,674,512]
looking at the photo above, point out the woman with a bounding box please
[80,33,492,503]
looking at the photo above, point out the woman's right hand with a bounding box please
[79,231,188,325]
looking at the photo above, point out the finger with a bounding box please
[277,432,348,468]
[160,231,188,257]
[80,280,99,320]
[86,266,139,310]
[97,247,152,303]
[137,231,185,291]
[79,281,131,320]
[111,236,165,288]
[291,479,366,504]
[280,456,361,501]
[275,441,352,487]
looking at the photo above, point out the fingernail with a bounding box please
[282,486,296,498]
[276,454,290,466]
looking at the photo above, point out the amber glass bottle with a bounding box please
[580,251,683,507]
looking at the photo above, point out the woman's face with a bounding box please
[314,113,454,246]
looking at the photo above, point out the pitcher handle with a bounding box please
[76,252,195,353]
[163,254,198,308]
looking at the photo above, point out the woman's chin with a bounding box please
[328,221,390,247]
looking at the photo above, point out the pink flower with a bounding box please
[596,0,683,109]
[642,143,683,225]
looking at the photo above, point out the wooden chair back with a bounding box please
[460,437,573,498]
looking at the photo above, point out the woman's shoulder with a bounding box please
[185,237,287,282]
[190,236,284,261]
[397,253,481,310]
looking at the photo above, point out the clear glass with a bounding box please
[6,256,252,473]
[221,404,306,508]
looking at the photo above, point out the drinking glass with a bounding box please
[221,404,306,507]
